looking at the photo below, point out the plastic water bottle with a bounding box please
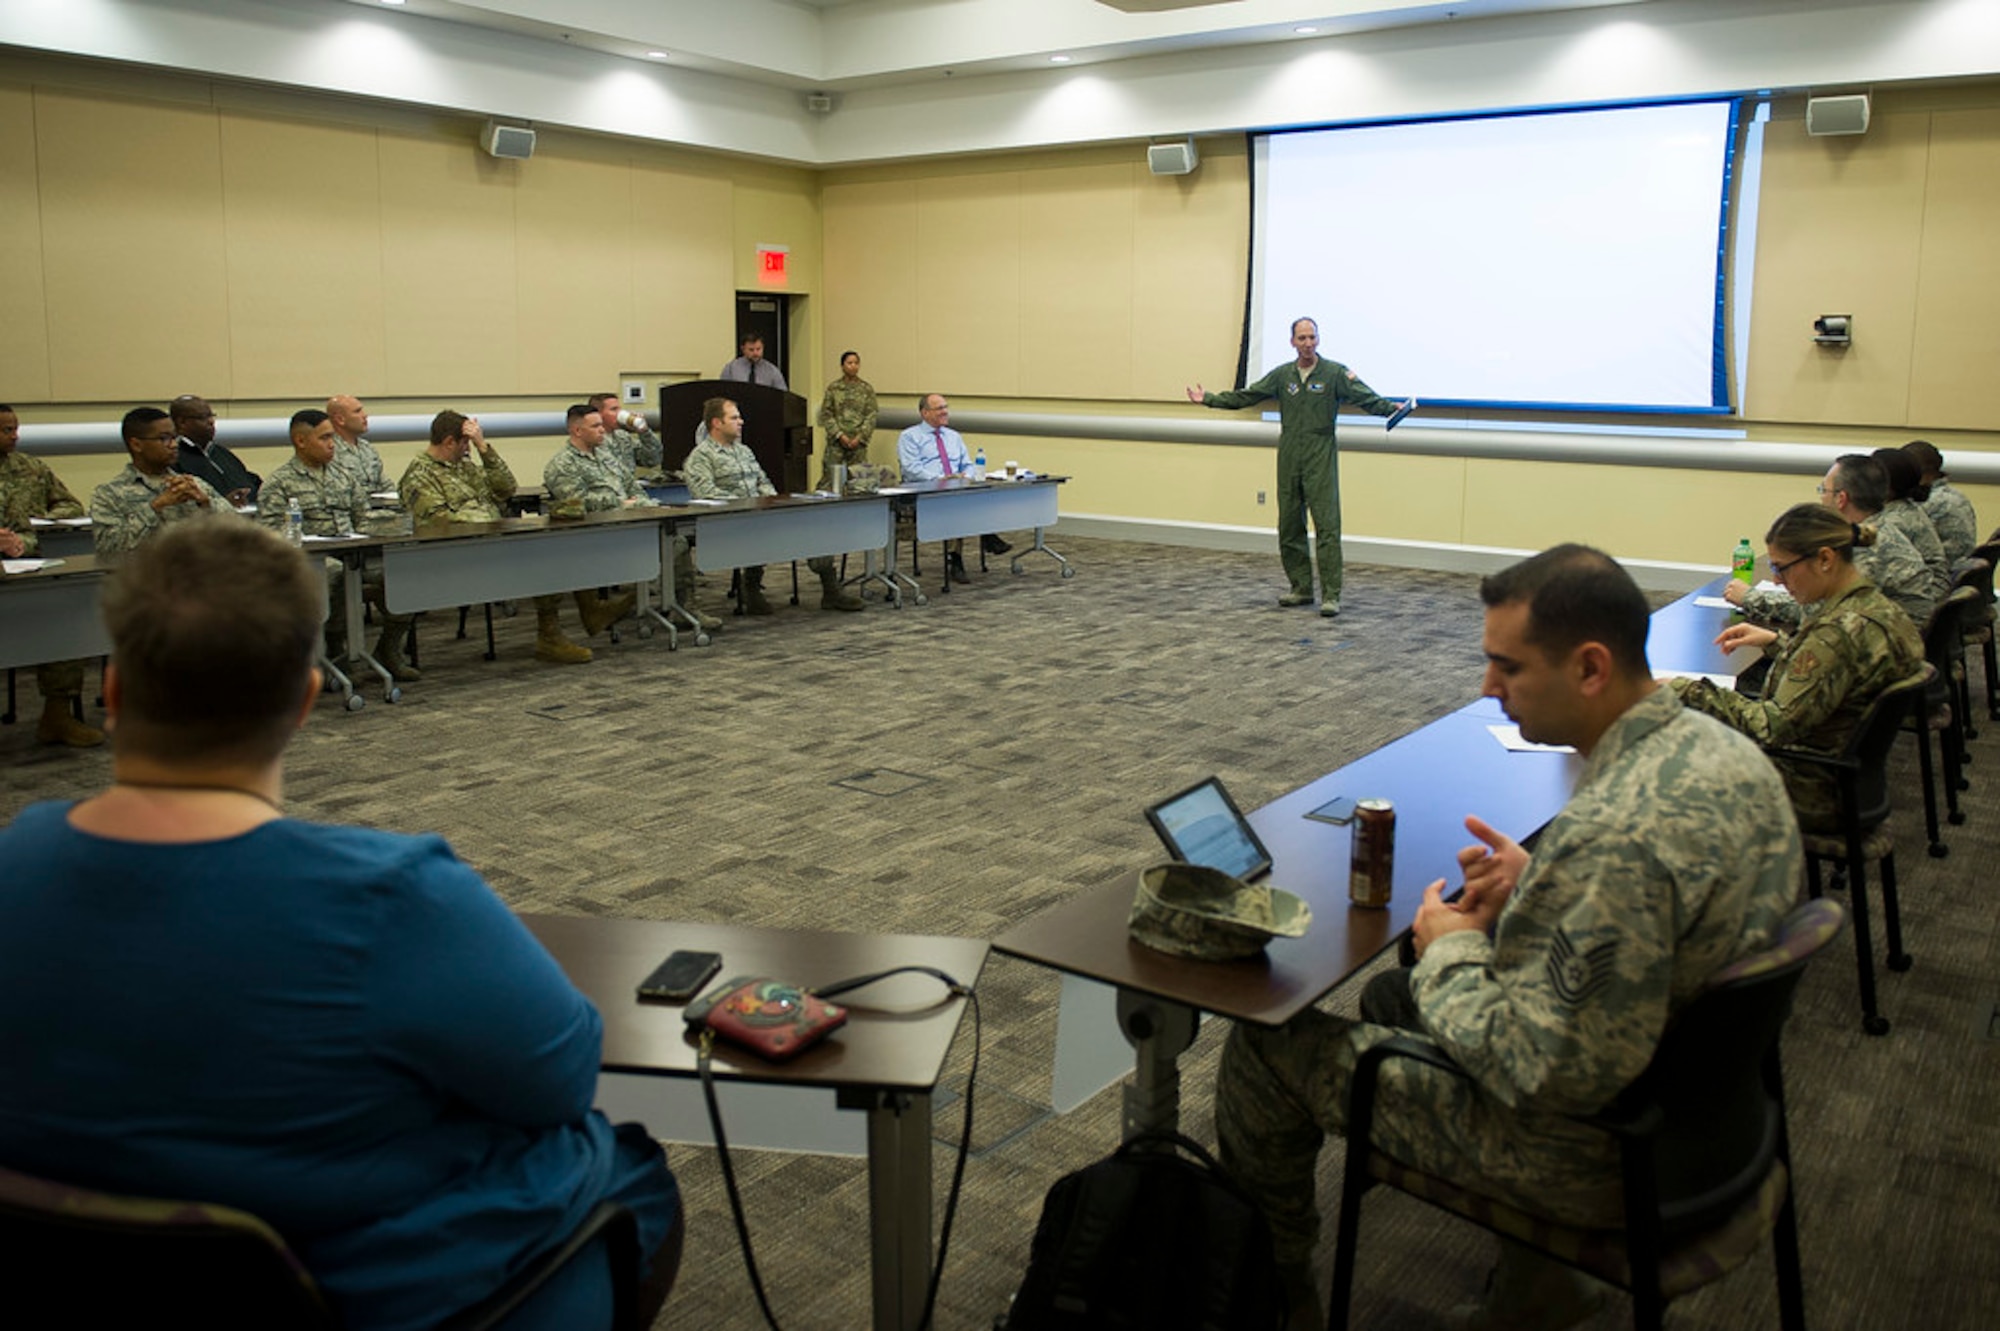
[285,498,304,546]
[1731,537,1754,584]
[972,447,987,482]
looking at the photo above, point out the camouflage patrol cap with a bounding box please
[1129,863,1312,962]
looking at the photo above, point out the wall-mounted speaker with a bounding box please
[1147,139,1198,176]
[1806,95,1870,137]
[481,120,536,160]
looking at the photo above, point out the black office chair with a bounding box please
[0,1164,643,1331]
[1770,666,1931,1034]
[1904,589,1980,840]
[1948,551,1996,733]
[1328,898,1845,1331]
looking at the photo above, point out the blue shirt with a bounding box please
[897,422,971,481]
[0,804,676,1331]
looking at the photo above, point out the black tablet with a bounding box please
[1143,776,1273,882]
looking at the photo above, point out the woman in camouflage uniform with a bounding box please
[1673,502,1924,832]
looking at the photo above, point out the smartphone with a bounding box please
[636,950,723,1003]
[1305,795,1358,826]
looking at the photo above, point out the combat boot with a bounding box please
[741,569,775,616]
[374,622,422,682]
[535,603,592,664]
[676,574,723,630]
[818,563,863,612]
[574,589,636,637]
[36,697,104,748]
[1446,1240,1606,1331]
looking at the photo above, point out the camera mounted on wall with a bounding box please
[1813,314,1851,348]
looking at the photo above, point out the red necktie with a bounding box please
[934,429,951,476]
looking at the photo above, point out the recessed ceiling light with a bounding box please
[645,50,668,59]
[1294,26,1319,35]
[379,0,406,7]
[1049,54,1072,64]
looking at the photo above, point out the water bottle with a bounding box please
[285,498,304,546]
[1731,537,1754,584]
[972,447,987,482]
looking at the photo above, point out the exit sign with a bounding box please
[756,245,789,284]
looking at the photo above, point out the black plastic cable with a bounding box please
[698,1031,785,1331]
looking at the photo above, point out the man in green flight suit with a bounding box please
[1189,317,1410,618]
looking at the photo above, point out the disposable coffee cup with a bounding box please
[832,463,848,494]
[1004,460,1019,479]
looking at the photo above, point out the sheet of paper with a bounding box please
[1652,668,1737,688]
[1487,723,1576,755]
[1691,596,1733,609]
[686,498,728,506]
[3,558,59,574]
[28,516,91,527]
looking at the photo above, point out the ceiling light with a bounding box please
[1295,26,1320,35]
[379,0,406,7]
[1049,54,1072,64]
[645,50,668,59]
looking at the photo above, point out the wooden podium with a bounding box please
[659,380,813,494]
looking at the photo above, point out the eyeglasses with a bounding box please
[1769,553,1811,581]
[138,431,178,444]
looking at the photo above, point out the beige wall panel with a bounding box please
[377,134,521,396]
[0,86,50,402]
[822,180,920,395]
[1132,148,1248,402]
[732,180,821,294]
[632,166,734,376]
[514,154,632,395]
[36,90,231,401]
[1908,109,2000,431]
[1343,451,1468,545]
[218,112,386,400]
[1017,164,1136,399]
[915,173,1022,398]
[1461,459,1808,566]
[1745,113,1930,427]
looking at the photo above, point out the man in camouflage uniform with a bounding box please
[815,350,877,489]
[540,404,650,650]
[1188,317,1409,618]
[92,406,240,556]
[1675,529,1924,835]
[259,409,417,682]
[1216,546,1800,1331]
[400,409,605,665]
[590,392,662,476]
[0,403,103,746]
[685,396,862,614]
[1903,440,1981,565]
[1871,447,1950,595]
[326,394,389,493]
[1729,456,1937,629]
[169,395,260,503]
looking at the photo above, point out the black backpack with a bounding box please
[1004,1131,1286,1331]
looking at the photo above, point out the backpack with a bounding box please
[1004,1131,1286,1331]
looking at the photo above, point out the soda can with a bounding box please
[1349,799,1396,908]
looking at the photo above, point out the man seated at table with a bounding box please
[402,409,624,664]
[590,392,661,476]
[0,403,103,747]
[92,406,241,555]
[542,403,649,639]
[169,394,260,504]
[1727,453,1937,629]
[684,396,862,614]
[326,393,389,493]
[895,393,1009,586]
[1215,544,1801,1331]
[259,409,417,681]
[0,520,684,1331]
[1903,439,1979,564]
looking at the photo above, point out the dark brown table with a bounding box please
[993,578,1753,1138]
[521,914,988,1331]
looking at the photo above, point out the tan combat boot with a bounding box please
[676,574,722,631]
[535,602,592,664]
[37,698,105,748]
[574,589,636,637]
[374,621,422,682]
[818,563,863,612]
[741,569,775,616]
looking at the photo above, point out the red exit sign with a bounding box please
[757,245,789,283]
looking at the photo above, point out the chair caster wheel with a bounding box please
[1863,1015,1890,1036]
[915,593,930,606]
[385,686,402,704]
[1061,565,1076,579]
[345,694,365,713]
[637,623,653,640]
[694,632,712,648]
[1929,843,1950,858]
[1887,953,1913,973]
[1011,559,1023,575]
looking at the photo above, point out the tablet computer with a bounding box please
[1144,776,1273,882]
[1383,399,1416,432]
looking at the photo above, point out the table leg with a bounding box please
[637,525,693,649]
[1012,525,1073,579]
[341,553,399,702]
[1115,988,1198,1140]
[839,1087,933,1331]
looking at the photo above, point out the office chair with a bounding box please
[0,1164,643,1331]
[1329,898,1845,1331]
[1949,549,1996,730]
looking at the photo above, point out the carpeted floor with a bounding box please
[3,535,1995,1329]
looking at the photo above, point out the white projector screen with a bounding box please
[1247,100,1738,414]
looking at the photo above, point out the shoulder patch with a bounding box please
[1545,926,1618,1009]
[1785,649,1821,680]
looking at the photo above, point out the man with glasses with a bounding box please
[1727,454,1937,629]
[93,406,242,555]
[169,394,260,504]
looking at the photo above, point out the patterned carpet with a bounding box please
[2,535,1995,1329]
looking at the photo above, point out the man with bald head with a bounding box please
[170,394,259,504]
[326,394,388,493]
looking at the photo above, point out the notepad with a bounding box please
[1488,724,1575,755]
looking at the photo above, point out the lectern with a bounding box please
[659,380,813,494]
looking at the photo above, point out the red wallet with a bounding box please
[683,975,850,1062]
